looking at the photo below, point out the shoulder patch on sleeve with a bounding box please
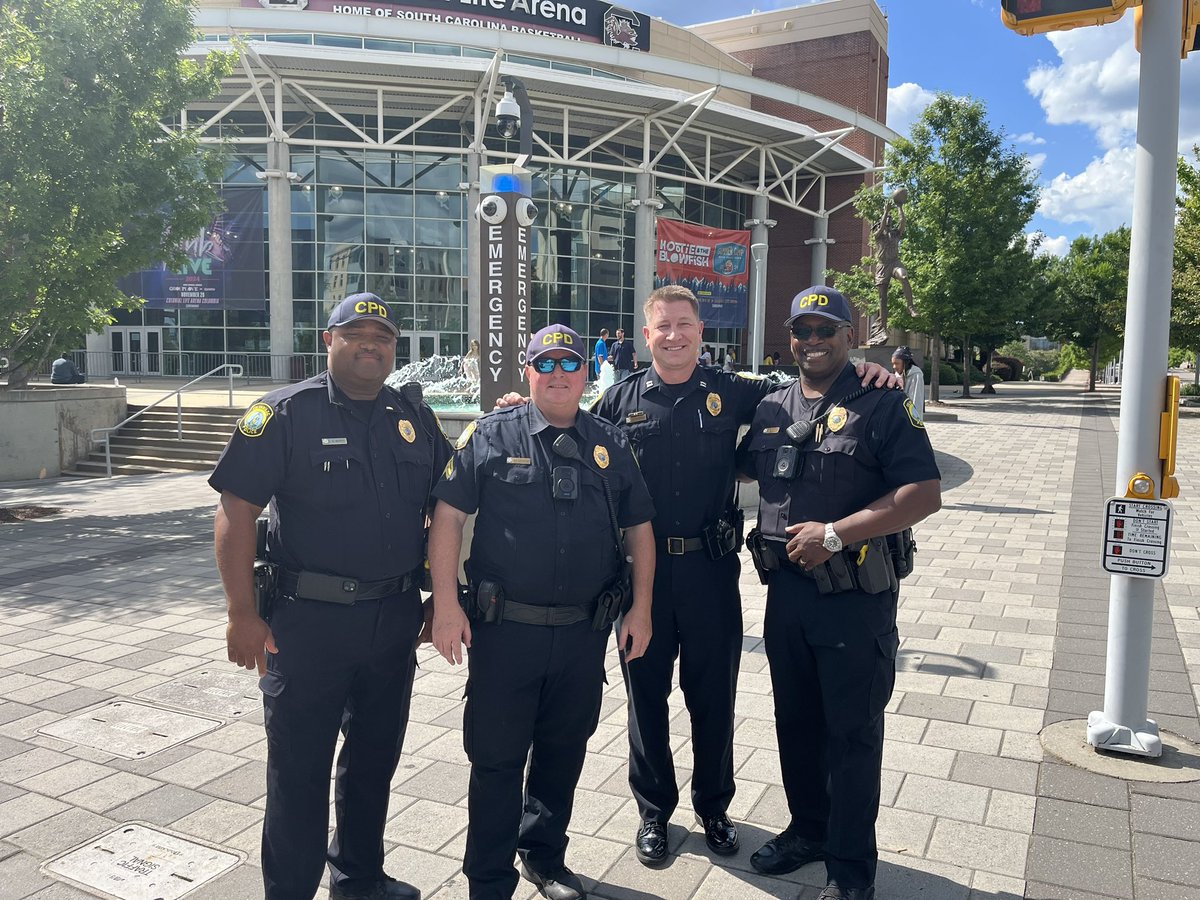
[238,401,274,438]
[904,397,925,429]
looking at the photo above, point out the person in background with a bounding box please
[699,345,713,366]
[772,351,782,366]
[610,328,637,381]
[594,328,609,380]
[50,352,86,384]
[891,346,925,422]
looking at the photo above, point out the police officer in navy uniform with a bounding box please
[740,286,941,900]
[428,324,656,900]
[212,293,451,900]
[591,285,898,866]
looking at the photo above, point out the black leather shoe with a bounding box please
[519,862,587,900]
[634,820,669,867]
[817,882,874,900]
[329,875,420,900]
[696,812,739,855]
[749,830,825,875]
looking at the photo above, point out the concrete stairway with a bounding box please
[67,405,240,477]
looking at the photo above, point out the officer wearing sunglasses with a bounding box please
[428,324,656,900]
[738,286,941,900]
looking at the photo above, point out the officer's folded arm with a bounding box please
[617,520,655,662]
[215,491,276,674]
[428,499,472,666]
[784,479,941,566]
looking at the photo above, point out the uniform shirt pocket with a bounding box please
[390,444,433,507]
[308,447,366,510]
[809,433,860,490]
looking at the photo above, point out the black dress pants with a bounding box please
[258,589,423,900]
[621,549,742,823]
[461,619,608,900]
[764,567,899,889]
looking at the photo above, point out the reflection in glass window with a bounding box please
[365,189,414,218]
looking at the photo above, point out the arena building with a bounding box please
[89,0,894,380]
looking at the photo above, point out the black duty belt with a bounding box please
[278,567,421,604]
[503,599,596,626]
[658,536,705,555]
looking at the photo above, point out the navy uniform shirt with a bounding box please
[743,363,940,542]
[594,365,774,539]
[209,373,452,581]
[434,402,655,607]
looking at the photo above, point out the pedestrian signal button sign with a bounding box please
[1102,498,1172,578]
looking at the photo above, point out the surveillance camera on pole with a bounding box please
[478,195,508,225]
[495,90,521,141]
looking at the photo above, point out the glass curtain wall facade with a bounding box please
[113,109,748,372]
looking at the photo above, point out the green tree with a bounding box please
[0,0,231,388]
[836,94,1040,402]
[1040,228,1131,391]
[1173,147,1200,384]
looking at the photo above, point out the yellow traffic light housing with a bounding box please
[1001,0,1139,36]
[1160,375,1181,499]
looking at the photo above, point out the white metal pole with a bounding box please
[1086,0,1181,758]
[750,243,768,375]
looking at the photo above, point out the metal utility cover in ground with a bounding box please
[38,701,221,759]
[137,669,261,719]
[1101,497,1172,578]
[43,822,241,900]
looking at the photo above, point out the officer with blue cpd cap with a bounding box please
[211,291,450,900]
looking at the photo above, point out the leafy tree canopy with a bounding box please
[1172,147,1200,357]
[0,0,232,386]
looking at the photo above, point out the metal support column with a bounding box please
[466,150,482,347]
[1086,0,1181,758]
[632,172,660,352]
[265,140,294,383]
[747,193,774,373]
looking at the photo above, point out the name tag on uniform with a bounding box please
[506,457,532,465]
[762,427,780,434]
[625,411,648,425]
[321,437,348,446]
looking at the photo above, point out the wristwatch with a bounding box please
[822,523,843,553]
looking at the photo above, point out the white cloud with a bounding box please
[1033,234,1071,257]
[885,82,938,138]
[1026,152,1047,173]
[1012,131,1046,146]
[1027,22,1140,150]
[1039,147,1136,233]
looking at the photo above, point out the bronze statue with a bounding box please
[869,189,915,346]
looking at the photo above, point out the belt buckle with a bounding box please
[667,537,686,555]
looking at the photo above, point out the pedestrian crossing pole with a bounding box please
[1086,0,1183,758]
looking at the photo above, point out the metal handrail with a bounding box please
[89,364,244,477]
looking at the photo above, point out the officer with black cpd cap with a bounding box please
[738,285,941,900]
[211,292,451,900]
[590,285,897,867]
[428,324,656,900]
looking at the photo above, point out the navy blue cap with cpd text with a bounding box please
[785,286,853,326]
[327,293,399,335]
[526,324,586,363]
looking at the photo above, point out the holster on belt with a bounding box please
[466,579,505,624]
[701,507,744,560]
[745,527,780,585]
[253,516,278,621]
[811,536,895,596]
[592,571,630,632]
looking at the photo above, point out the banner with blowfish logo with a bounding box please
[654,218,750,328]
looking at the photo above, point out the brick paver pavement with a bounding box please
[1,379,1198,899]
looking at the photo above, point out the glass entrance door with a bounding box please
[396,331,440,370]
[109,328,163,375]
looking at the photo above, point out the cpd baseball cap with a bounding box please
[327,293,399,336]
[526,324,586,364]
[785,286,853,327]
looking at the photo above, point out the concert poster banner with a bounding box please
[654,218,750,329]
[119,187,265,310]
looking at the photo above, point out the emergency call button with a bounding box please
[1102,497,1172,578]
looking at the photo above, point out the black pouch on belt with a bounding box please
[854,537,896,594]
[475,579,505,624]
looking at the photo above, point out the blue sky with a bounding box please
[636,0,1200,255]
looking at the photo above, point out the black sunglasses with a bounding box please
[531,357,584,373]
[791,323,847,340]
